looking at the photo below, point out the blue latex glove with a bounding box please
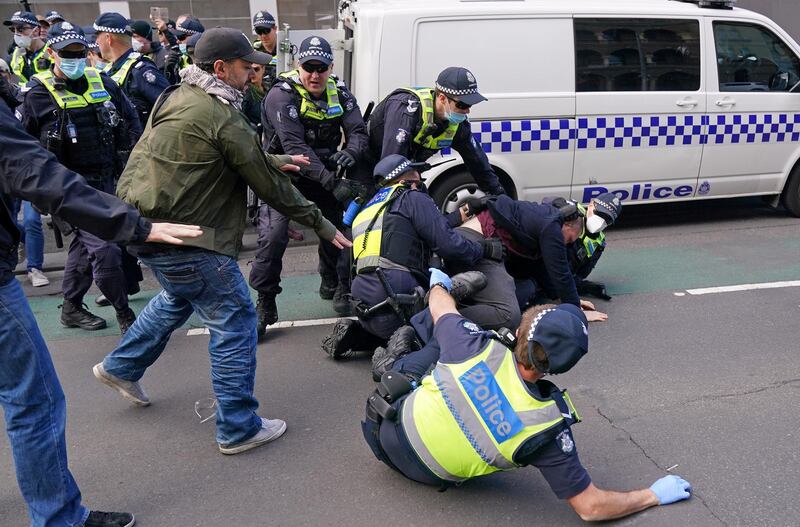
[649,475,692,505]
[428,267,452,292]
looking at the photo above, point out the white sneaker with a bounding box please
[28,268,49,287]
[218,418,287,455]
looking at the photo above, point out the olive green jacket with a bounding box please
[117,83,336,257]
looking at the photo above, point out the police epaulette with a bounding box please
[134,62,144,69]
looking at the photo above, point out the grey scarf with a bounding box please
[180,65,244,111]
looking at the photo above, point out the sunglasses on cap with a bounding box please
[300,62,328,74]
[446,96,471,111]
[58,49,88,59]
[255,27,272,36]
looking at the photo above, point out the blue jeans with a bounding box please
[13,200,44,271]
[102,250,262,445]
[0,278,89,527]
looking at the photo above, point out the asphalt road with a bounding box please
[1,197,799,526]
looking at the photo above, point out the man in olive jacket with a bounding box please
[94,28,351,455]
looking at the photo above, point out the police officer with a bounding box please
[43,10,65,26]
[254,35,369,333]
[362,276,693,521]
[363,66,506,196]
[322,154,501,359]
[252,10,279,83]
[94,12,169,125]
[19,22,143,333]
[535,193,622,303]
[163,15,204,83]
[4,11,52,86]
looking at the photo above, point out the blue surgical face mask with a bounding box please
[94,60,108,70]
[445,99,468,125]
[179,43,187,54]
[60,58,86,80]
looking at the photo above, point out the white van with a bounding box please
[276,0,800,216]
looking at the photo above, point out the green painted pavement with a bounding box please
[26,235,800,340]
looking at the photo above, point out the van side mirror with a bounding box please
[770,71,789,91]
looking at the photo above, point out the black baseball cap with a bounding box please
[194,27,271,65]
[46,22,88,50]
[526,304,589,375]
[435,66,487,107]
[129,20,153,40]
[374,154,428,186]
[297,35,333,65]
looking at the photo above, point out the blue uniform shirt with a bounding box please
[107,49,169,124]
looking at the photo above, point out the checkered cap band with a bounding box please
[93,23,128,34]
[47,32,87,46]
[592,197,615,212]
[527,308,557,343]
[386,160,412,180]
[297,49,333,62]
[45,13,64,23]
[9,13,38,26]
[435,82,479,97]
[176,24,200,35]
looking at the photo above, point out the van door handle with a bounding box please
[715,98,736,107]
[676,99,698,107]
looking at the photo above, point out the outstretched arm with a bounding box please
[567,475,691,522]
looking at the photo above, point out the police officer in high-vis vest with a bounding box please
[363,275,694,521]
[364,66,506,197]
[94,12,169,125]
[163,16,204,84]
[19,22,143,334]
[252,10,279,83]
[3,11,52,86]
[322,154,501,360]
[254,35,369,334]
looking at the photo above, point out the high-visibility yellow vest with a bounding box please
[278,69,343,120]
[577,203,605,262]
[104,51,144,86]
[33,68,110,108]
[395,87,459,150]
[401,338,580,482]
[11,44,52,85]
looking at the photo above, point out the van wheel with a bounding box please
[430,171,485,214]
[782,164,800,217]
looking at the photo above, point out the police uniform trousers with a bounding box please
[446,227,521,331]
[249,178,348,295]
[61,179,129,310]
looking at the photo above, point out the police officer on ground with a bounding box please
[255,35,369,333]
[19,22,143,333]
[251,10,279,82]
[94,12,169,125]
[4,11,52,86]
[130,19,167,70]
[322,154,502,360]
[363,273,693,521]
[363,66,506,197]
[532,193,622,304]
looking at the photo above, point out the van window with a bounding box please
[575,19,701,92]
[713,22,800,92]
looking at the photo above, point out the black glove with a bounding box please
[165,48,181,68]
[329,150,356,169]
[461,195,490,217]
[332,178,365,203]
[481,238,506,261]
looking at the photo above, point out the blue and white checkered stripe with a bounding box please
[444,113,800,155]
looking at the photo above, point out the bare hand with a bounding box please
[329,229,352,250]
[146,223,203,245]
[583,309,608,323]
[580,299,596,311]
[280,154,311,172]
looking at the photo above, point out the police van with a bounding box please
[276,0,800,216]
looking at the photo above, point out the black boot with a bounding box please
[256,292,278,339]
[84,510,135,527]
[450,271,488,303]
[371,325,419,381]
[116,307,136,335]
[333,283,353,316]
[322,318,359,359]
[319,277,337,300]
[60,299,107,331]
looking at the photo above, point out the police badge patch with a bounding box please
[345,99,354,111]
[287,105,299,120]
[143,70,157,84]
[406,98,418,113]
[556,430,575,454]
[461,321,482,334]
[395,129,408,144]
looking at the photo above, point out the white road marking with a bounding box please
[186,316,355,336]
[685,280,800,296]
[673,292,686,297]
